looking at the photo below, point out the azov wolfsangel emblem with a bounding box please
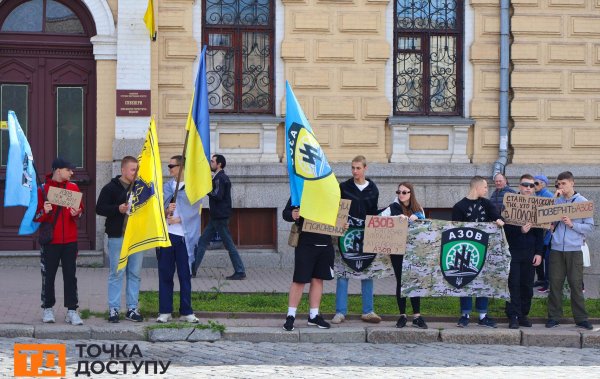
[287,122,332,180]
[129,178,155,213]
[440,227,489,289]
[338,227,376,272]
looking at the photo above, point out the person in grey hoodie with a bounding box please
[546,171,594,330]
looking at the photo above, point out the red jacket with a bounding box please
[34,174,84,244]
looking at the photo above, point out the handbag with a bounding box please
[38,206,61,246]
[288,222,300,248]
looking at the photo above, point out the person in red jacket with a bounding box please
[35,157,84,325]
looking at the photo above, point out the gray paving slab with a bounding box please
[366,326,440,344]
[299,327,366,343]
[0,324,34,338]
[521,325,582,348]
[440,324,521,345]
[188,328,222,342]
[34,324,92,340]
[581,330,600,348]
[147,327,195,342]
[223,326,299,343]
[90,324,146,341]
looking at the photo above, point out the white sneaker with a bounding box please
[156,313,172,323]
[180,313,199,323]
[42,308,55,323]
[331,313,345,324]
[65,310,83,325]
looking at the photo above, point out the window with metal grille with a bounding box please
[202,0,274,114]
[394,0,463,116]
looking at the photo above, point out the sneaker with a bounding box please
[412,316,428,329]
[108,308,119,323]
[65,310,83,325]
[180,313,200,323]
[331,313,345,324]
[519,317,533,327]
[361,312,382,324]
[576,321,594,330]
[478,315,497,328]
[545,319,559,328]
[125,308,144,322]
[307,314,330,329]
[42,308,55,323]
[509,316,519,329]
[225,272,246,280]
[537,287,549,293]
[283,315,295,331]
[457,315,469,327]
[396,315,407,328]
[156,313,172,323]
[533,280,545,287]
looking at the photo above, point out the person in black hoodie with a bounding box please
[281,199,334,331]
[503,174,543,329]
[95,156,144,323]
[332,155,381,325]
[193,154,246,280]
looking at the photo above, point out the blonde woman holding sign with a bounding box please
[379,182,427,329]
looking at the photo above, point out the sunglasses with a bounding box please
[396,190,411,195]
[534,182,541,186]
[520,182,535,188]
[167,164,180,169]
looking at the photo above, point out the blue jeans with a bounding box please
[194,218,245,274]
[460,296,488,315]
[157,234,193,316]
[107,237,143,310]
[335,277,374,315]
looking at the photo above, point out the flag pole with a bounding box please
[171,128,190,207]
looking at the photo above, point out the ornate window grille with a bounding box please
[394,0,463,115]
[202,0,274,113]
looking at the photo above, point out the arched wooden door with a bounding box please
[0,0,96,250]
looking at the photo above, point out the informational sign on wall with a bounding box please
[116,90,151,116]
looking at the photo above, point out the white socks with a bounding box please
[309,308,319,319]
[479,313,487,320]
[287,307,297,318]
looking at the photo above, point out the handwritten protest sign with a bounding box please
[47,186,82,209]
[302,199,351,237]
[502,193,554,228]
[536,201,594,224]
[362,215,408,255]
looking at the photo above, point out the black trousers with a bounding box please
[40,242,78,310]
[505,258,534,318]
[390,254,421,314]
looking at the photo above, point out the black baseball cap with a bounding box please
[52,157,75,170]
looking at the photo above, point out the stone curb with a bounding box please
[2,323,599,348]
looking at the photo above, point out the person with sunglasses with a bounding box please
[533,174,554,293]
[503,174,544,329]
[379,182,427,329]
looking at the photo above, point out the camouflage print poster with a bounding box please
[401,219,510,299]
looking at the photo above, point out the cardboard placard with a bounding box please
[47,186,82,209]
[536,201,594,224]
[502,193,554,228]
[362,215,408,255]
[302,199,351,237]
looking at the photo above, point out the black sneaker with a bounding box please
[457,315,469,327]
[396,315,407,328]
[307,314,330,329]
[533,280,545,287]
[226,272,246,280]
[478,315,497,328]
[509,316,519,329]
[108,308,119,323]
[545,319,559,328]
[283,315,295,331]
[412,316,428,329]
[125,308,144,322]
[519,316,532,327]
[576,321,593,330]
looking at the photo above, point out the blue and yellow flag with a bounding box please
[285,82,340,226]
[143,0,156,41]
[184,45,213,204]
[118,117,170,271]
[3,110,40,235]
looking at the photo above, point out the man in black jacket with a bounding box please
[95,156,144,323]
[503,174,543,329]
[281,198,333,331]
[193,154,246,280]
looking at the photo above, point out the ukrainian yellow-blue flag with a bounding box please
[285,82,340,226]
[119,117,170,271]
[184,45,213,204]
[143,0,156,41]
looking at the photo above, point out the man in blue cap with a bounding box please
[533,174,553,291]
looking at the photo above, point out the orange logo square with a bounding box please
[14,344,66,377]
